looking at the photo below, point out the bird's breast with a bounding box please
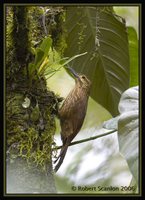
[59,88,89,119]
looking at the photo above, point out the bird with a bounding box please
[54,67,91,172]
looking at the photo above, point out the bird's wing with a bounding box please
[59,89,88,142]
[62,98,87,141]
[60,118,74,144]
[71,98,87,135]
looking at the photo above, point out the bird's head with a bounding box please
[67,67,91,92]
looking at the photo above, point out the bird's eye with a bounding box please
[81,76,85,79]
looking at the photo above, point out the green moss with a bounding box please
[6,78,61,171]
[28,6,67,55]
[48,9,67,54]
[6,6,64,173]
[28,6,46,47]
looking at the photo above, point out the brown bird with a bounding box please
[54,67,91,172]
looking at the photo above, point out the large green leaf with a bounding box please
[118,86,139,185]
[127,27,138,87]
[64,7,130,116]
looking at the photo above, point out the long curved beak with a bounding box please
[67,67,80,78]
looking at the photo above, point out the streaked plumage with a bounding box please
[54,68,91,172]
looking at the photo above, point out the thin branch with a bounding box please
[52,129,117,151]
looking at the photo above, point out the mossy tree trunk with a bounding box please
[5,6,62,193]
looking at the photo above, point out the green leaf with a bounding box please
[118,86,139,185]
[34,48,45,69]
[127,27,138,87]
[29,37,52,76]
[64,7,130,116]
[40,37,52,56]
[30,103,40,122]
[62,52,88,67]
[45,52,88,79]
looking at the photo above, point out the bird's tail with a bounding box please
[54,144,68,172]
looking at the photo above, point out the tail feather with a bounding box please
[54,145,68,172]
[54,144,66,164]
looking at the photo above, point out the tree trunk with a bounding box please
[5,6,60,193]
